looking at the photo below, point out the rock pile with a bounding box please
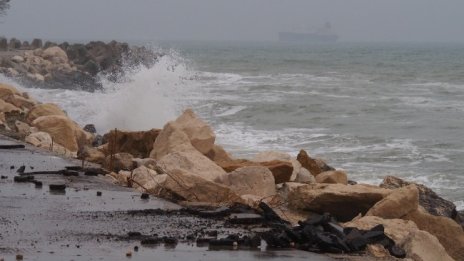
[1,81,463,260]
[0,37,161,91]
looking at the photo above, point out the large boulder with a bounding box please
[160,169,243,204]
[25,131,74,156]
[31,115,91,152]
[104,128,160,158]
[171,109,215,154]
[104,152,135,172]
[366,184,419,219]
[26,103,67,124]
[149,122,193,159]
[157,150,227,182]
[288,183,391,222]
[315,170,348,184]
[404,208,464,261]
[78,146,105,164]
[380,176,459,220]
[221,166,276,198]
[402,230,454,261]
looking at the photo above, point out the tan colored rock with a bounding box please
[294,167,315,183]
[0,99,21,113]
[402,230,454,261]
[129,166,166,194]
[381,176,459,220]
[149,122,193,159]
[297,149,323,176]
[366,184,419,219]
[288,183,391,221]
[41,46,68,63]
[4,94,36,110]
[26,103,67,124]
[25,131,74,156]
[205,144,234,163]
[315,170,348,185]
[172,109,215,154]
[104,152,135,172]
[104,128,160,158]
[160,169,243,204]
[11,55,24,63]
[157,150,227,182]
[31,115,89,152]
[0,83,21,99]
[221,166,276,198]
[260,160,293,184]
[404,209,464,261]
[216,159,258,173]
[132,158,158,170]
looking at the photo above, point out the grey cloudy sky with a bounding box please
[1,0,464,42]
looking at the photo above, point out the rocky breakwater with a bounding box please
[2,81,464,260]
[0,37,160,91]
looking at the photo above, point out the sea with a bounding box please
[2,41,463,210]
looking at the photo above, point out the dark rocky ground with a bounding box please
[0,135,337,261]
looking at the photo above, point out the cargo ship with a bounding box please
[278,22,338,43]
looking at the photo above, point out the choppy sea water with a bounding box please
[3,42,463,209]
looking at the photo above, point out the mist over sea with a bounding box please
[3,41,463,209]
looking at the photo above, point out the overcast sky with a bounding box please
[1,0,464,43]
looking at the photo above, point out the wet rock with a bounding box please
[25,131,74,156]
[297,149,323,176]
[403,208,464,261]
[104,152,135,172]
[15,254,23,260]
[133,246,139,252]
[125,251,132,257]
[129,166,165,194]
[315,170,348,185]
[0,175,7,179]
[96,191,102,196]
[0,99,21,114]
[78,146,105,164]
[366,184,419,219]
[141,237,161,245]
[33,180,42,188]
[163,237,178,245]
[104,128,160,158]
[380,176,459,220]
[288,183,391,222]
[140,193,149,199]
[221,166,276,198]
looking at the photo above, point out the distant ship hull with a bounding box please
[278,32,338,43]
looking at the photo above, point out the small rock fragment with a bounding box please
[140,193,149,200]
[96,191,102,196]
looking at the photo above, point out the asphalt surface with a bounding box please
[0,136,335,261]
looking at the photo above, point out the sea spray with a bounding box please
[15,49,196,133]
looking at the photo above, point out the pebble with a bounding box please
[133,246,139,252]
[126,251,132,257]
[16,254,23,260]
[97,191,102,196]
[140,193,149,199]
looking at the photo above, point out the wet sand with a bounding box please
[0,135,335,261]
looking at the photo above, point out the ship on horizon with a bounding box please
[278,22,339,43]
